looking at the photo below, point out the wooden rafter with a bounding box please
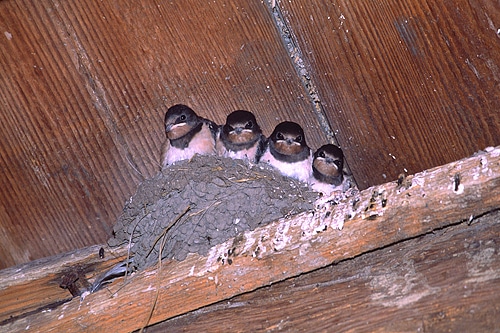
[1,146,499,332]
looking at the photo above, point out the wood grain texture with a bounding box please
[158,210,500,333]
[278,0,500,189]
[2,146,498,332]
[0,245,128,325]
[0,0,327,269]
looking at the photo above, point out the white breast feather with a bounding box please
[163,123,215,166]
[261,150,312,183]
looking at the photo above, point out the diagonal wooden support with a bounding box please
[1,146,499,332]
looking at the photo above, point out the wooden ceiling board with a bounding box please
[0,0,326,268]
[58,0,326,136]
[279,0,500,188]
[0,2,129,267]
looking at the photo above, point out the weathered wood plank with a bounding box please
[0,0,327,269]
[158,210,500,332]
[278,0,500,189]
[1,147,498,332]
[0,245,127,325]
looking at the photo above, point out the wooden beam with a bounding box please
[0,245,128,325]
[151,209,500,332]
[1,146,499,332]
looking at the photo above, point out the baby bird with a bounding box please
[160,104,218,168]
[260,121,312,183]
[216,110,266,163]
[310,144,346,195]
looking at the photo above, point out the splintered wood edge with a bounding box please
[4,146,500,332]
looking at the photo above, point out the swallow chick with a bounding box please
[160,104,218,168]
[310,144,346,195]
[216,110,266,163]
[260,121,312,183]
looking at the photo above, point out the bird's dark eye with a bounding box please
[296,135,302,143]
[245,121,253,129]
[276,132,285,140]
[319,151,325,158]
[179,115,187,122]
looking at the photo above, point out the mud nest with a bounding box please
[108,155,319,270]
